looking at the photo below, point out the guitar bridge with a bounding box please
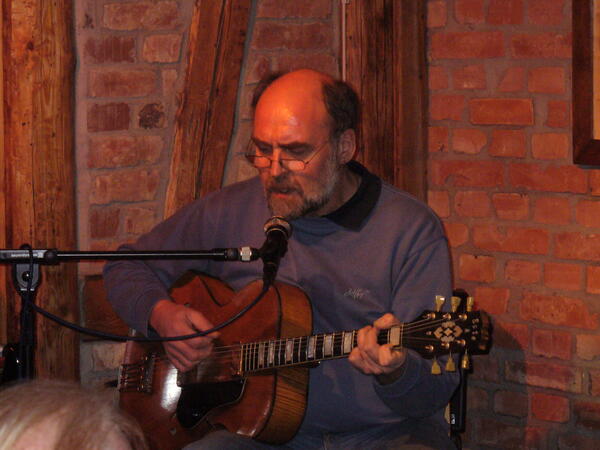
[118,352,157,394]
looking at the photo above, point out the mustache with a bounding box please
[265,179,300,194]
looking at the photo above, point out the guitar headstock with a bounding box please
[398,294,492,372]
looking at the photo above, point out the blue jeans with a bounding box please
[183,419,456,450]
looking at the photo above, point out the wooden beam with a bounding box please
[3,0,78,380]
[0,0,6,345]
[164,0,252,217]
[344,0,426,199]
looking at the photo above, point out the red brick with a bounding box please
[528,0,566,26]
[505,360,582,392]
[591,370,600,396]
[470,98,533,125]
[574,401,600,430]
[430,31,504,59]
[558,433,600,449]
[473,286,509,315]
[458,253,496,282]
[528,67,566,94]
[472,417,525,447]
[532,393,570,422]
[534,196,571,224]
[467,386,489,411]
[544,262,582,291]
[455,0,485,24]
[587,266,600,294]
[511,33,571,58]
[487,0,524,25]
[555,232,600,262]
[161,69,179,97]
[427,1,447,28]
[576,334,600,360]
[273,53,339,78]
[494,390,528,418]
[492,193,529,220]
[103,1,178,31]
[257,0,331,18]
[123,207,157,235]
[509,163,588,194]
[428,126,449,152]
[429,66,448,90]
[452,64,486,90]
[90,169,160,204]
[87,103,130,132]
[590,171,600,196]
[245,55,272,84]
[576,200,600,228]
[427,190,450,218]
[471,355,500,382]
[546,100,570,128]
[473,224,549,254]
[89,70,157,97]
[520,291,598,330]
[497,66,526,92]
[142,34,182,63]
[443,222,469,248]
[90,207,120,239]
[495,321,529,351]
[88,135,162,168]
[430,94,464,121]
[454,190,490,217]
[452,128,486,154]
[431,160,503,187]
[138,103,165,129]
[253,22,332,50]
[531,132,569,160]
[505,259,541,284]
[488,129,526,157]
[532,328,573,360]
[84,36,135,64]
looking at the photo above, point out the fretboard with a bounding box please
[240,325,403,373]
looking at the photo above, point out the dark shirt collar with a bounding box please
[324,161,382,231]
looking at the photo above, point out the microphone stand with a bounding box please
[0,245,259,383]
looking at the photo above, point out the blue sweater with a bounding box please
[103,163,457,434]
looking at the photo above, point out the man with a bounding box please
[104,69,457,449]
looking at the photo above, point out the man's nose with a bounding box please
[268,148,285,177]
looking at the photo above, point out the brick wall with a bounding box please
[428,0,600,447]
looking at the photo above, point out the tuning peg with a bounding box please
[431,357,442,375]
[435,295,445,312]
[461,351,470,370]
[451,296,461,313]
[466,296,474,312]
[445,355,456,372]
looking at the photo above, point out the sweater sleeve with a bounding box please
[373,232,459,418]
[102,200,213,335]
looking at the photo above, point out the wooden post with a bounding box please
[164,0,252,217]
[344,0,427,199]
[2,0,78,380]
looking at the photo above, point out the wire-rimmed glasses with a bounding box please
[244,139,328,172]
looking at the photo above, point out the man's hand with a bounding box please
[149,299,219,372]
[348,313,407,384]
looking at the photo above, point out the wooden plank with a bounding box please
[82,276,129,340]
[344,0,426,200]
[0,0,6,345]
[3,0,78,379]
[164,0,251,217]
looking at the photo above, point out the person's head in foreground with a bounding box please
[0,379,147,450]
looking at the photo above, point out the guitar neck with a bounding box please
[241,326,403,373]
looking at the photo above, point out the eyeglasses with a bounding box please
[244,139,328,172]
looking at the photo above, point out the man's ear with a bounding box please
[336,129,356,164]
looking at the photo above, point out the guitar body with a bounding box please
[119,273,312,450]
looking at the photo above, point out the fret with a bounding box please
[278,339,285,365]
[390,325,401,347]
[285,339,293,362]
[315,335,324,360]
[268,340,275,367]
[324,334,333,357]
[258,342,265,368]
[308,336,316,360]
[296,337,303,363]
[333,332,342,356]
[342,331,353,354]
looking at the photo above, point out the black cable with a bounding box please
[22,248,274,342]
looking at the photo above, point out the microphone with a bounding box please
[260,217,292,285]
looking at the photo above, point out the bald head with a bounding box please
[252,69,360,141]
